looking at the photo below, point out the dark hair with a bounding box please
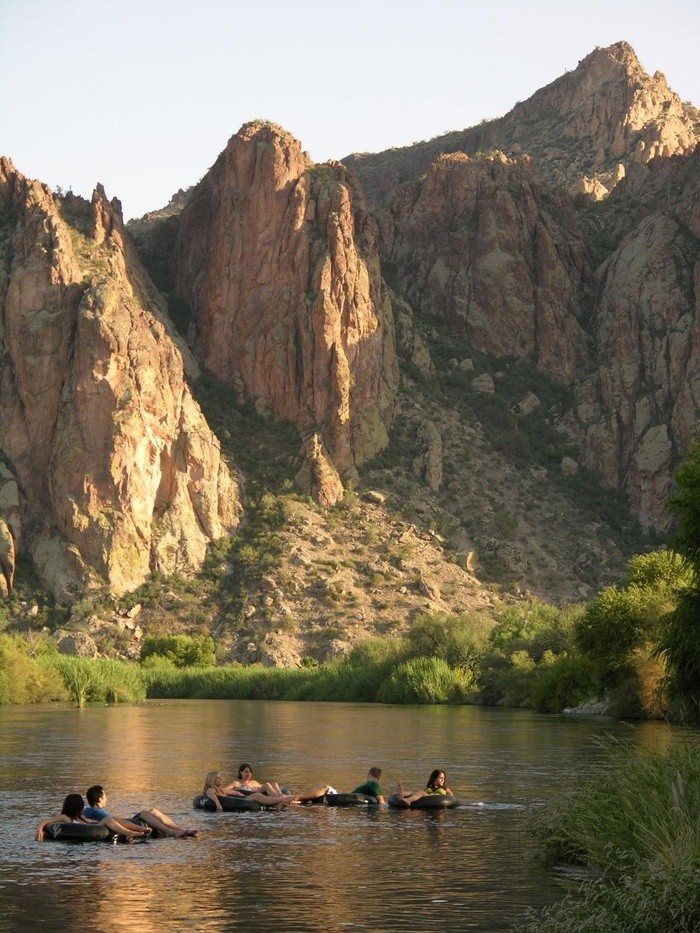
[86,785,104,806]
[426,770,444,789]
[368,767,382,779]
[237,763,253,779]
[61,794,85,820]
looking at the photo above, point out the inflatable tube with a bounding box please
[193,794,262,812]
[44,822,113,842]
[324,793,378,807]
[388,793,459,810]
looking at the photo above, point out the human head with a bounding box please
[237,763,253,780]
[368,767,382,779]
[86,785,104,806]
[427,769,445,789]
[204,771,221,789]
[61,794,85,819]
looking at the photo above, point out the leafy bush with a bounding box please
[479,601,585,710]
[530,653,596,713]
[0,635,67,704]
[405,611,492,674]
[140,634,216,668]
[575,584,660,674]
[626,549,692,591]
[378,657,471,704]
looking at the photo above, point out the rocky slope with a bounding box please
[0,160,241,598]
[170,122,399,504]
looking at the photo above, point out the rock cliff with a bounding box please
[378,150,590,383]
[0,159,241,597]
[568,147,700,529]
[171,122,399,501]
[345,44,698,532]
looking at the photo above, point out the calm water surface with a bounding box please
[0,700,678,932]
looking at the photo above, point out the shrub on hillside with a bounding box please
[405,611,492,674]
[140,633,216,668]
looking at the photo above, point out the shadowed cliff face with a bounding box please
[378,151,591,383]
[172,122,399,502]
[377,145,699,531]
[0,159,241,597]
[344,44,699,533]
[568,149,700,530]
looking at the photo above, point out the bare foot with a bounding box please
[176,829,198,837]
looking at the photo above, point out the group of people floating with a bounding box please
[36,765,454,841]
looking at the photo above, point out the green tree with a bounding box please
[660,442,700,721]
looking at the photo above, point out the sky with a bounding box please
[1,0,698,221]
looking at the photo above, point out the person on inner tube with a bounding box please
[225,764,337,803]
[35,793,150,842]
[351,766,385,804]
[203,771,296,809]
[84,785,197,838]
[395,769,453,804]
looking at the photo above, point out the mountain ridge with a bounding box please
[0,41,697,666]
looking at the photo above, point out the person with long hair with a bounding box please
[395,769,453,805]
[229,763,286,797]
[202,772,295,810]
[35,794,150,842]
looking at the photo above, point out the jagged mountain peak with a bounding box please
[344,41,698,205]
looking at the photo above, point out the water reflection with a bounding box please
[0,701,683,932]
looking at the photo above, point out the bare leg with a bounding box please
[138,809,197,838]
[101,816,149,841]
[246,791,295,807]
[292,784,331,802]
[395,784,422,806]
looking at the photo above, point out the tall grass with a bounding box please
[53,657,146,706]
[528,738,700,875]
[519,738,700,931]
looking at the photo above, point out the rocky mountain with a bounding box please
[343,41,699,533]
[344,42,699,204]
[0,160,241,599]
[0,41,697,666]
[170,122,398,505]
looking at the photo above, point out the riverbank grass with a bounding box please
[519,739,700,931]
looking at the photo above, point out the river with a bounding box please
[0,700,678,932]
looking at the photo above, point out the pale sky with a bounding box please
[1,0,698,220]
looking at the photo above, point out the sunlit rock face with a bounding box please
[0,158,241,597]
[345,41,699,206]
[172,122,399,501]
[345,41,699,533]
